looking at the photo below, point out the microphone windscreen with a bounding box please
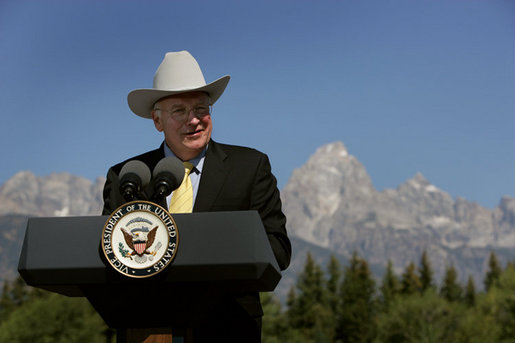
[153,156,185,191]
[119,160,151,186]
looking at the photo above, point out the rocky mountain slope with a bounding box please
[0,171,105,217]
[282,142,515,287]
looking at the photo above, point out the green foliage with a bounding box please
[0,292,110,343]
[479,265,515,341]
[336,251,376,343]
[276,250,514,342]
[6,249,514,342]
[400,262,422,295]
[379,260,399,311]
[452,304,501,343]
[440,264,463,302]
[262,292,288,343]
[484,250,502,291]
[418,250,435,292]
[464,275,476,307]
[0,281,11,321]
[0,276,47,322]
[287,252,334,341]
[374,289,464,343]
[296,252,327,305]
[0,276,113,343]
[326,255,341,316]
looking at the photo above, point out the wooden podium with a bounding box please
[18,210,281,342]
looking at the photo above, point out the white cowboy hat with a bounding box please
[127,50,230,118]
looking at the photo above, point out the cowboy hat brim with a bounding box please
[127,75,230,119]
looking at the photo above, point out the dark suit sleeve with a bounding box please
[250,154,291,270]
[102,167,123,215]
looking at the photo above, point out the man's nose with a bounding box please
[186,110,201,124]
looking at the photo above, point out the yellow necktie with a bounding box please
[169,162,194,213]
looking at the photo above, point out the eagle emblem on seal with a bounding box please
[120,217,159,263]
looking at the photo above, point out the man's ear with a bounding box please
[151,111,164,132]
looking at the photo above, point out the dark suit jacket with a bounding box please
[102,140,291,320]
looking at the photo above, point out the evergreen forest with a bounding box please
[1,250,514,342]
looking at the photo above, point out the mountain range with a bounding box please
[281,142,515,291]
[1,142,514,301]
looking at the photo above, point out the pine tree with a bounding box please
[440,264,462,302]
[336,251,377,343]
[296,252,327,307]
[418,250,434,292]
[285,286,299,329]
[261,292,286,342]
[400,262,422,295]
[326,254,341,316]
[484,251,502,291]
[380,260,399,310]
[286,286,296,310]
[287,252,333,340]
[464,275,476,306]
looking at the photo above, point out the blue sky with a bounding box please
[1,0,514,209]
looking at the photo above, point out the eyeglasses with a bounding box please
[154,104,211,122]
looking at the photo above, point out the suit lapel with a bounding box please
[193,140,229,212]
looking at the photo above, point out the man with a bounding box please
[102,51,291,341]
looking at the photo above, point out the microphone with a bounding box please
[119,160,151,202]
[152,156,185,202]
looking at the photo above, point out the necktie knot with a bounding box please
[183,162,194,175]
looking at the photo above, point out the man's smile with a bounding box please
[185,129,204,136]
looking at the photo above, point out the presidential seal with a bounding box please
[102,201,178,278]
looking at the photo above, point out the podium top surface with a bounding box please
[18,210,281,296]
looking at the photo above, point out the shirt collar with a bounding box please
[163,142,207,173]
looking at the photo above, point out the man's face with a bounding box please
[152,92,212,161]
